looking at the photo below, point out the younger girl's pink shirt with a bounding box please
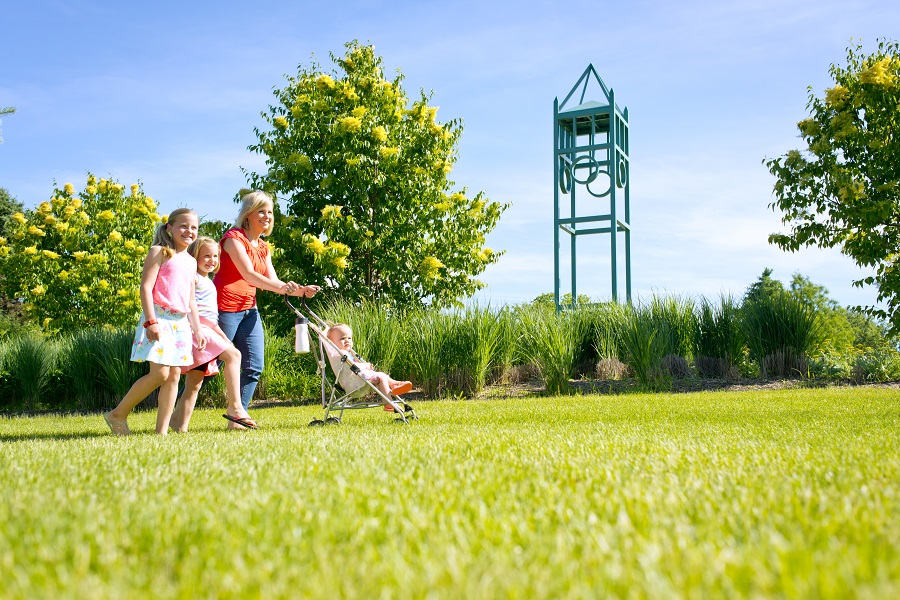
[151,250,196,314]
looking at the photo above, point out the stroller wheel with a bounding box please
[308,419,325,427]
[325,417,342,425]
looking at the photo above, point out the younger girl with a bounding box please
[169,237,257,431]
[103,208,206,436]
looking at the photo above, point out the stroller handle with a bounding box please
[283,294,328,330]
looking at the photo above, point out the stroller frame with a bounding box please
[285,296,417,426]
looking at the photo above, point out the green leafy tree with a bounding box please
[0,174,161,333]
[765,39,900,327]
[198,218,230,242]
[845,308,895,349]
[246,40,507,311]
[744,270,894,352]
[788,274,855,350]
[743,268,785,306]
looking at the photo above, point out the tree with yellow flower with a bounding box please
[766,39,900,328]
[247,40,507,313]
[0,174,161,333]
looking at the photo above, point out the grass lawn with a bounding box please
[1,387,898,599]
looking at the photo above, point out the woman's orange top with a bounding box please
[214,228,270,313]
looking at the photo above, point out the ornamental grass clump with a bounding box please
[743,291,821,377]
[1,333,56,411]
[66,330,107,409]
[402,309,452,396]
[591,301,628,361]
[460,305,504,394]
[517,306,589,395]
[695,294,744,378]
[489,307,520,383]
[616,304,665,386]
[257,329,319,402]
[401,306,504,397]
[62,329,139,411]
[97,329,150,407]
[647,295,696,361]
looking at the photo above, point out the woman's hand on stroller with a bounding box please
[283,282,320,297]
[297,284,320,298]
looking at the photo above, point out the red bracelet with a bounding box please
[143,319,158,328]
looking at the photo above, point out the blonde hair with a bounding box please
[235,190,275,236]
[153,208,198,258]
[187,236,221,274]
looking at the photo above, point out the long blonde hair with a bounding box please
[153,208,198,258]
[187,236,221,274]
[235,190,274,236]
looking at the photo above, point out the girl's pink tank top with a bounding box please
[152,250,196,314]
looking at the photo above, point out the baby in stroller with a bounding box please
[326,323,413,410]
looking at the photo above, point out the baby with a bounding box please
[326,324,412,409]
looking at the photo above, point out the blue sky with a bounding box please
[2,0,898,308]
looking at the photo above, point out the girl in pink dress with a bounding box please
[103,208,206,436]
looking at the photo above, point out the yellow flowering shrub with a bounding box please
[766,39,900,326]
[0,173,161,333]
[247,40,507,315]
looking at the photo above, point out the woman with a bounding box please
[214,190,319,424]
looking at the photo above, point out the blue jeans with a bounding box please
[218,308,265,411]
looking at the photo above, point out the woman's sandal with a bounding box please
[222,413,258,429]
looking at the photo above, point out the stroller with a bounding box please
[285,296,417,426]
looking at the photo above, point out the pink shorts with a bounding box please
[180,317,232,375]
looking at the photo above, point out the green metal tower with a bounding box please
[554,65,631,310]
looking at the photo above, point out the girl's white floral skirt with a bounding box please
[131,305,193,366]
